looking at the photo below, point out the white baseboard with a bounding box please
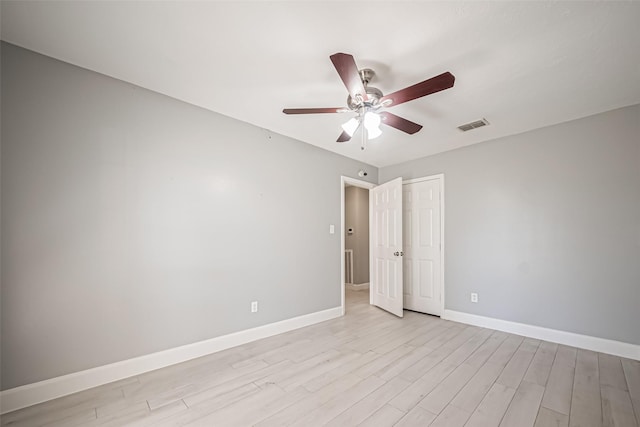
[347,282,369,291]
[442,309,640,361]
[0,306,343,415]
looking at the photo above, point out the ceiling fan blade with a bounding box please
[380,72,455,107]
[379,112,423,134]
[330,53,368,101]
[283,107,346,114]
[337,130,352,143]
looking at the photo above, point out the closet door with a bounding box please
[403,178,442,316]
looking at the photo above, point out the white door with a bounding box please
[370,177,404,317]
[402,178,442,316]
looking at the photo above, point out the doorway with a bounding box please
[341,174,445,318]
[340,177,375,314]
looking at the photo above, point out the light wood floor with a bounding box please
[3,290,639,427]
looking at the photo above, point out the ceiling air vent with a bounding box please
[458,118,489,132]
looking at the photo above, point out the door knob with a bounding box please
[394,251,400,256]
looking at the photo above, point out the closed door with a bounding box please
[370,177,404,317]
[403,178,442,316]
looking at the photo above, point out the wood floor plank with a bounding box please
[394,406,437,427]
[278,350,362,392]
[325,377,411,426]
[428,404,472,427]
[465,382,517,427]
[371,320,440,354]
[352,345,416,379]
[302,350,380,392]
[374,343,436,381]
[622,358,640,425]
[441,328,493,367]
[92,399,186,427]
[450,361,506,412]
[401,323,450,347]
[499,380,545,427]
[534,407,569,427]
[178,383,260,423]
[240,338,312,366]
[601,385,638,427]
[288,376,386,427]
[496,338,540,389]
[41,408,97,427]
[254,349,342,389]
[397,327,482,382]
[182,379,258,411]
[181,359,291,407]
[599,353,629,391]
[464,331,509,369]
[356,404,406,427]
[123,358,269,403]
[487,335,525,366]
[524,341,558,387]
[569,349,602,427]
[541,345,577,416]
[389,362,458,412]
[181,383,300,426]
[418,363,478,414]
[345,316,424,354]
[255,374,365,427]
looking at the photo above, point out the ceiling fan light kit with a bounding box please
[341,117,360,137]
[283,52,455,150]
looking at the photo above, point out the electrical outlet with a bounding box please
[251,301,258,313]
[470,293,478,303]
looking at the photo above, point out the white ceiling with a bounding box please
[2,1,639,167]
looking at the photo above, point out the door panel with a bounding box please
[403,178,442,315]
[370,177,403,317]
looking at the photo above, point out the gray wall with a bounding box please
[345,186,369,285]
[380,104,640,345]
[0,42,378,390]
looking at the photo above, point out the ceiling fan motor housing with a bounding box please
[347,86,383,110]
[347,69,383,110]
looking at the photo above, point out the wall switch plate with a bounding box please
[329,224,335,234]
[251,301,258,312]
[471,293,478,303]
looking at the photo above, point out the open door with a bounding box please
[370,177,404,317]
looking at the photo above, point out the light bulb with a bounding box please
[364,112,382,139]
[367,125,382,139]
[364,111,381,129]
[341,117,360,137]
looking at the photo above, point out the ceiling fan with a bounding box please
[283,53,455,150]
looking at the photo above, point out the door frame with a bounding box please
[403,174,446,317]
[340,176,376,315]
